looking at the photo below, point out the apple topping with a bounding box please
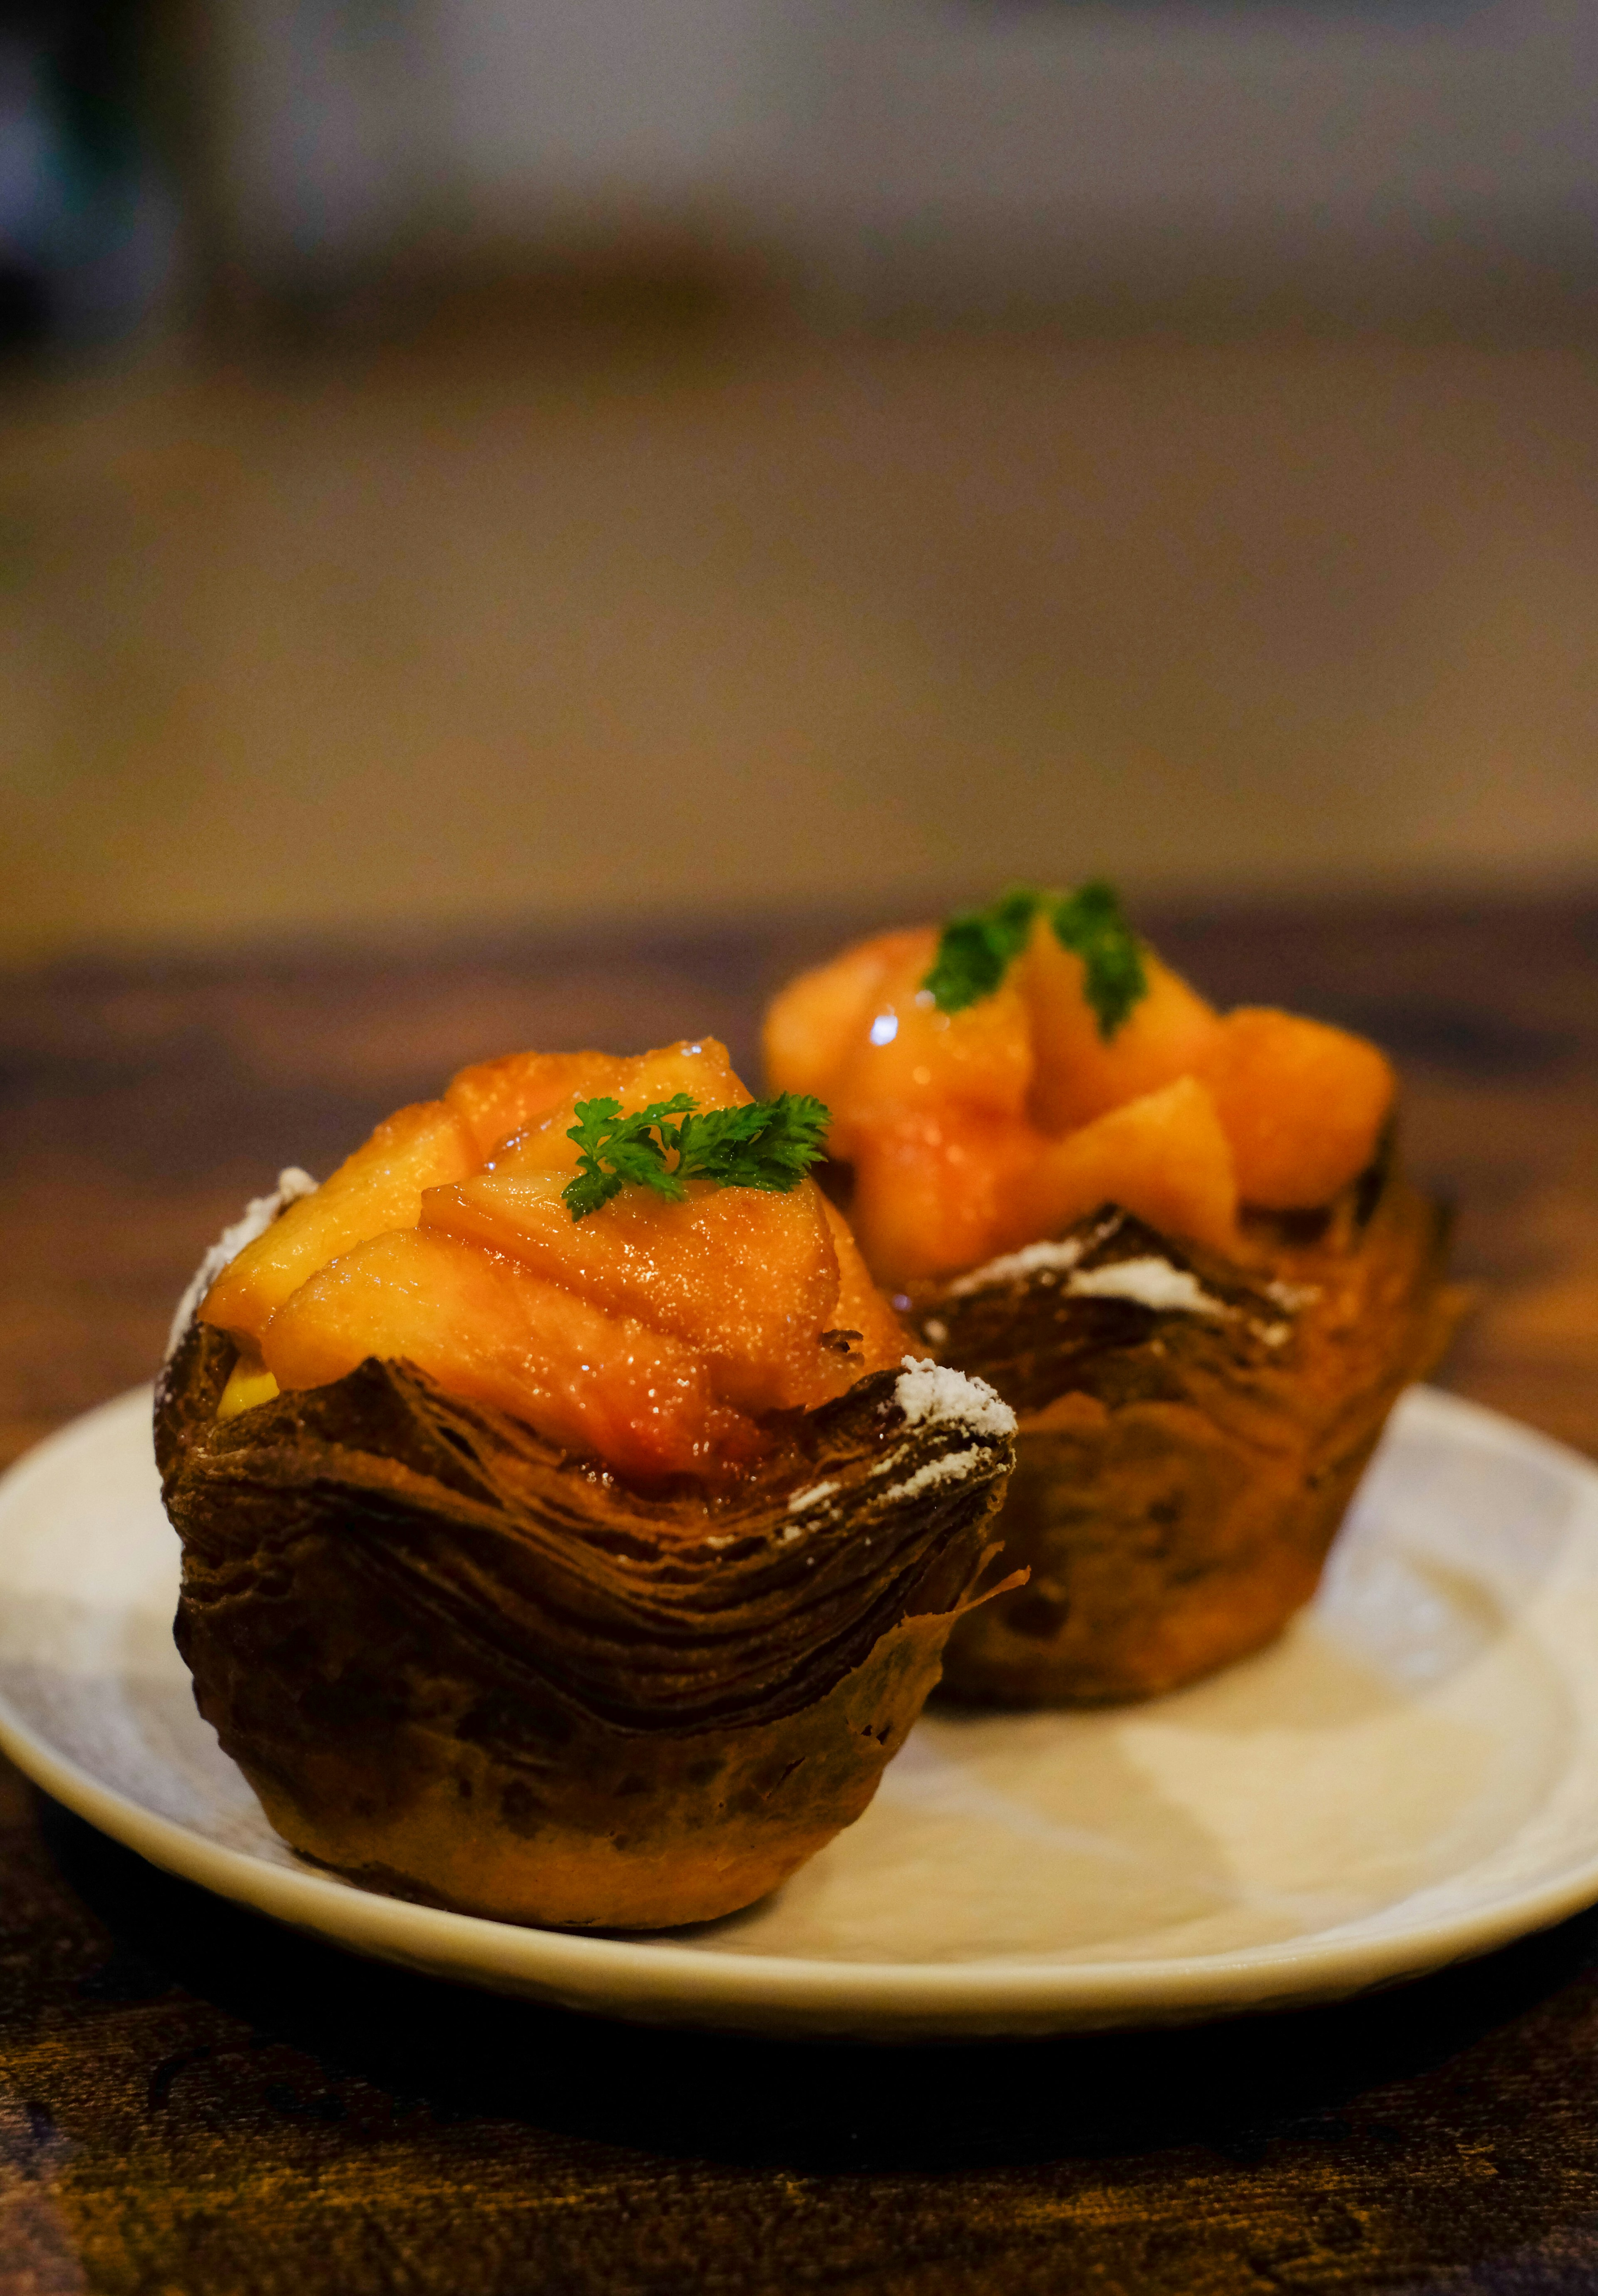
[765,886,1395,1284]
[199,1038,904,1484]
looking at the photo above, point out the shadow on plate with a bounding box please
[37,1792,1598,2177]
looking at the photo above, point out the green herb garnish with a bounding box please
[1050,879,1148,1039]
[562,1091,831,1222]
[920,879,1148,1040]
[919,888,1040,1017]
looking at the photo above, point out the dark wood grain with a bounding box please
[0,896,1595,2295]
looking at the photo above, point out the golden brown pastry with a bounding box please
[157,1039,1017,1924]
[903,1175,1454,1703]
[764,885,1461,1703]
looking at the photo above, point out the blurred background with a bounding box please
[1,0,1596,962]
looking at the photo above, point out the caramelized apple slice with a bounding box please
[488,1038,751,1174]
[422,1170,868,1414]
[850,1110,1042,1288]
[762,929,926,1145]
[1200,1007,1395,1210]
[258,1226,746,1483]
[445,1050,615,1160]
[812,937,1034,1178]
[1021,921,1221,1135]
[1001,1075,1239,1257]
[201,1101,478,1344]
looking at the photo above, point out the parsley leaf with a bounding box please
[920,888,1042,1014]
[921,878,1148,1040]
[674,1093,831,1192]
[1049,879,1147,1040]
[562,1091,831,1222]
[563,1093,695,1220]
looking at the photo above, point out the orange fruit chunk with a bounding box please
[201,1099,478,1345]
[819,935,1035,1165]
[998,1076,1240,1257]
[849,1110,1043,1288]
[762,906,1400,1285]
[1020,920,1221,1135]
[445,1049,616,1161]
[761,930,923,1135]
[487,1039,751,1174]
[214,1033,899,1481]
[259,1227,753,1485]
[1201,1007,1395,1209]
[422,1169,864,1415]
[428,1033,903,1411]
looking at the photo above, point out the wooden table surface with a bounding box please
[0,894,1595,2295]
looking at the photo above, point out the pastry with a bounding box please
[764,886,1460,1701]
[157,1038,1017,1923]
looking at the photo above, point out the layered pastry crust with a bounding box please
[905,1158,1459,1704]
[158,1226,1015,1927]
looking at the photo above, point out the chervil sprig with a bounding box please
[562,1091,831,1222]
[920,879,1148,1040]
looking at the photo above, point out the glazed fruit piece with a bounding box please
[256,1225,734,1483]
[1198,1006,1398,1210]
[765,885,1461,1703]
[999,1075,1239,1260]
[199,1101,478,1336]
[765,899,1397,1289]
[1023,928,1221,1135]
[157,1039,1017,1926]
[422,1163,867,1415]
[204,1039,905,1482]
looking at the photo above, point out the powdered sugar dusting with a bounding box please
[947,1236,1087,1296]
[1064,1258,1228,1317]
[883,1450,985,1503]
[939,1234,1234,1324]
[164,1168,318,1359]
[895,1358,1015,1441]
[787,1480,839,1515]
[946,1212,1125,1298]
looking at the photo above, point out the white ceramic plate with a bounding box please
[0,1384,1595,2040]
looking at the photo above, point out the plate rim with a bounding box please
[2,1382,1596,2034]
